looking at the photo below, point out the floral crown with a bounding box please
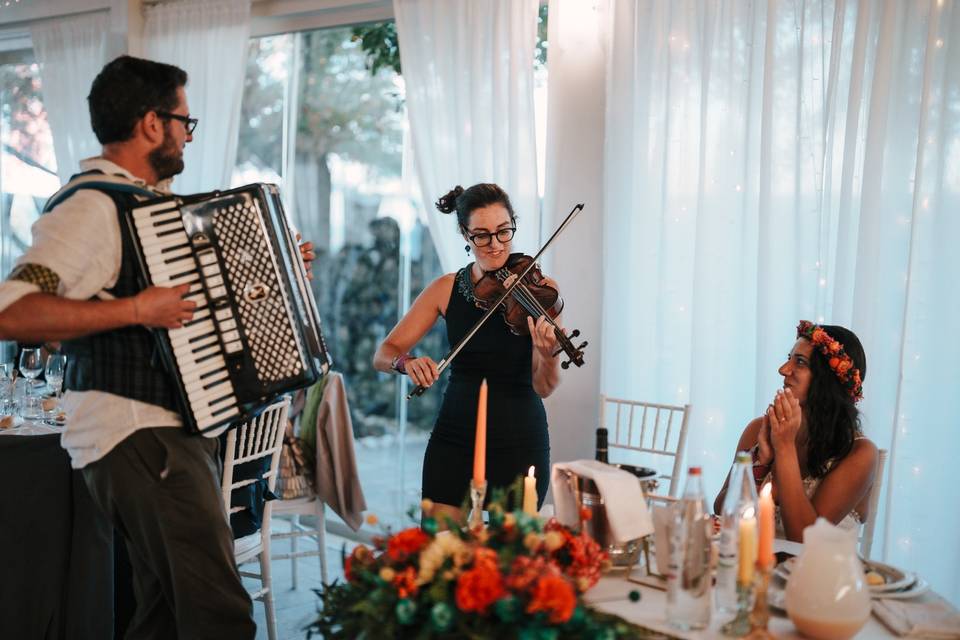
[797,320,864,402]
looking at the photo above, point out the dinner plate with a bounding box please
[872,577,930,600]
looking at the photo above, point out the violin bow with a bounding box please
[407,202,585,399]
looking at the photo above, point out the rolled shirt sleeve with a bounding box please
[0,189,121,312]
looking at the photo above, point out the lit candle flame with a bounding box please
[761,482,772,498]
[528,465,535,477]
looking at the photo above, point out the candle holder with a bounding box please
[721,579,754,637]
[467,479,487,530]
[745,565,774,639]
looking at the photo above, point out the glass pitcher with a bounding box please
[784,517,871,639]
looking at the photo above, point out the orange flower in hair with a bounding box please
[796,321,863,402]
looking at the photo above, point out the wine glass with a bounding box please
[19,348,44,419]
[44,353,66,423]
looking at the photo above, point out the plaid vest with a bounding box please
[55,173,181,414]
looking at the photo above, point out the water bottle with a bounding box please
[715,451,758,614]
[595,428,609,463]
[666,466,712,630]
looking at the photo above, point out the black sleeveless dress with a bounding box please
[421,266,550,509]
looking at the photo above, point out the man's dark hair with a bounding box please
[88,55,188,144]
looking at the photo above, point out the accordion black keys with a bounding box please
[123,183,332,435]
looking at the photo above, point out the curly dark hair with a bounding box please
[88,55,188,144]
[802,324,867,478]
[435,183,516,231]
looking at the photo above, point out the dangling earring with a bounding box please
[464,244,471,253]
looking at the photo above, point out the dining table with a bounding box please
[584,540,946,639]
[0,415,114,640]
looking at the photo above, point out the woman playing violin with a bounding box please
[373,183,563,523]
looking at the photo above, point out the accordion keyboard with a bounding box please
[132,201,241,430]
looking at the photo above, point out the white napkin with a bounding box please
[551,459,654,543]
[873,596,960,639]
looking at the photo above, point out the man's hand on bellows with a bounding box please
[296,232,315,280]
[133,283,196,328]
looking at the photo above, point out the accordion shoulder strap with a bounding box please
[43,170,159,214]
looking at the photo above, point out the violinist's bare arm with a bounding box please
[373,273,455,389]
[529,276,562,398]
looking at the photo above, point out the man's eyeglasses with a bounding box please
[468,227,516,247]
[155,111,198,135]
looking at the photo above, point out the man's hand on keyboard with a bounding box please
[133,283,196,328]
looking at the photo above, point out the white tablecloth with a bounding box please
[584,540,916,639]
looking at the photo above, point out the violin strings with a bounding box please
[497,268,567,341]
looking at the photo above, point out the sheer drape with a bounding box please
[602,0,960,604]
[394,0,541,272]
[30,11,109,183]
[143,0,251,193]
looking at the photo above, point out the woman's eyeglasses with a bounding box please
[155,111,199,135]
[469,227,516,247]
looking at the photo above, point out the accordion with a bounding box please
[123,183,332,435]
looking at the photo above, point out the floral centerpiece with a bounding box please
[310,486,661,639]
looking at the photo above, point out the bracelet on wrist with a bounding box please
[391,353,413,375]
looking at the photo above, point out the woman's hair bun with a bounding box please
[435,185,464,214]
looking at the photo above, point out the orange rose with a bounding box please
[345,545,372,581]
[393,566,419,598]
[829,342,841,354]
[455,562,505,613]
[387,527,431,561]
[811,328,827,343]
[829,357,840,369]
[837,359,852,374]
[526,574,576,623]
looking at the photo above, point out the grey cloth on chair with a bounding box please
[307,372,366,530]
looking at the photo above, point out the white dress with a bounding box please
[767,436,866,538]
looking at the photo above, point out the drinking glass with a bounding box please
[19,348,44,419]
[0,341,15,402]
[44,353,66,422]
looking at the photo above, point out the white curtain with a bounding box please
[30,11,109,183]
[602,0,960,605]
[394,0,541,272]
[143,0,251,194]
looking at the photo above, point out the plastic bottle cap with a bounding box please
[688,466,701,475]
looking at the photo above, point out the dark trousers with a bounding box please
[82,427,256,640]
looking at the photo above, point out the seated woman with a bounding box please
[713,321,879,542]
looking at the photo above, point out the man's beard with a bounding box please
[148,127,184,181]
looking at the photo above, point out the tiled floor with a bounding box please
[246,431,430,640]
[245,516,351,640]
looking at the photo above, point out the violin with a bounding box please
[473,253,587,369]
[408,203,586,399]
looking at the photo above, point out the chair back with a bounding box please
[859,447,888,559]
[600,394,691,497]
[221,398,290,517]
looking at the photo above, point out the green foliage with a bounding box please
[351,21,402,76]
[307,490,668,639]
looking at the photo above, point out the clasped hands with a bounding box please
[756,387,802,466]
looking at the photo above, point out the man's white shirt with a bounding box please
[0,157,182,468]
